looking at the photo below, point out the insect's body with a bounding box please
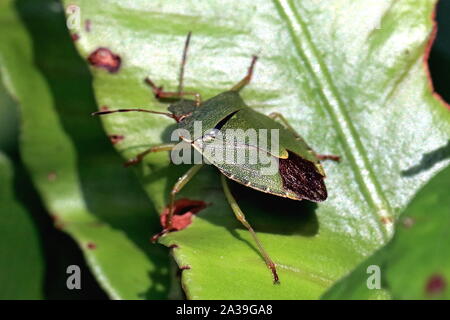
[93,33,339,284]
[173,91,327,202]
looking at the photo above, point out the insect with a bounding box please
[93,32,339,284]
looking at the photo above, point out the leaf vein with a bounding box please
[273,0,395,242]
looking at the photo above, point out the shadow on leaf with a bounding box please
[402,140,450,176]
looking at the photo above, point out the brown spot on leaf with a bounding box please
[55,223,65,230]
[279,151,327,202]
[47,172,57,181]
[66,4,78,13]
[100,105,109,112]
[87,48,121,73]
[426,274,446,295]
[151,199,207,242]
[108,134,124,145]
[381,216,394,225]
[85,19,91,32]
[402,216,415,228]
[50,214,64,229]
[86,242,97,250]
[71,33,80,41]
[169,244,179,249]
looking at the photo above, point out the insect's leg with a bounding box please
[269,112,340,162]
[230,55,258,92]
[124,143,176,167]
[166,164,204,228]
[268,112,301,138]
[145,33,202,106]
[315,154,341,162]
[145,78,202,106]
[220,175,280,284]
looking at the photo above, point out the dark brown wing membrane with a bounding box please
[279,151,327,202]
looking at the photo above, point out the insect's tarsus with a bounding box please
[144,77,202,106]
[220,175,280,284]
[316,154,341,162]
[231,55,258,92]
[123,143,176,167]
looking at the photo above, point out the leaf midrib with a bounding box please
[273,0,395,242]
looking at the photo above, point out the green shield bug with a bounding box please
[93,32,340,284]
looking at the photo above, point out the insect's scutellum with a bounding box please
[92,32,340,285]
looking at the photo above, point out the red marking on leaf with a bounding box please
[71,33,80,41]
[160,198,207,231]
[85,19,91,32]
[86,242,97,250]
[425,274,446,295]
[100,105,109,112]
[169,244,179,249]
[180,265,191,270]
[108,134,124,145]
[87,48,121,73]
[151,199,207,242]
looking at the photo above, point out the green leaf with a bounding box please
[323,165,450,299]
[0,73,19,153]
[0,0,170,299]
[0,152,44,299]
[65,0,450,298]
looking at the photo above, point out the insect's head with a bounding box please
[167,99,197,122]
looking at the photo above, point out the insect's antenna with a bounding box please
[177,31,192,95]
[91,109,176,120]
